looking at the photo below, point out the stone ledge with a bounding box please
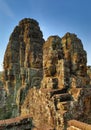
[68,120,91,130]
[0,115,33,130]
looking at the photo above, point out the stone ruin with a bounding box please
[3,18,44,89]
[1,18,44,119]
[0,18,91,130]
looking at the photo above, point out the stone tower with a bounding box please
[42,33,89,91]
[3,18,44,90]
[2,18,44,118]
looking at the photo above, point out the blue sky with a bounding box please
[0,0,91,70]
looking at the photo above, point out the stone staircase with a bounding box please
[49,88,72,115]
[50,88,72,102]
[53,93,72,102]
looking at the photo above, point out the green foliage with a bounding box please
[4,111,12,119]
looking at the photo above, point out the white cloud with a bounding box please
[0,0,14,18]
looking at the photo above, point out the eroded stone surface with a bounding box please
[87,66,91,85]
[19,33,91,129]
[1,18,44,119]
[0,19,91,130]
[3,18,44,88]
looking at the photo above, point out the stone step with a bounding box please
[56,101,71,112]
[68,120,91,130]
[50,88,68,97]
[54,93,72,102]
[61,101,71,110]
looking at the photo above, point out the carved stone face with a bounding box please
[71,52,86,75]
[44,60,56,77]
[44,67,50,77]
